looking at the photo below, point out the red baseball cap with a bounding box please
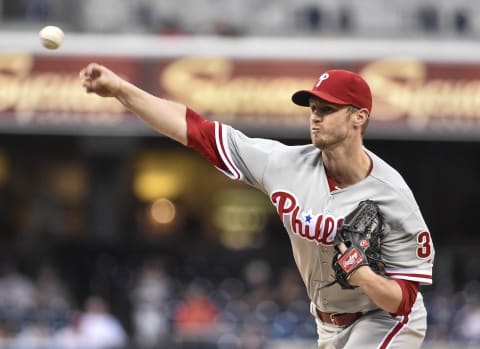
[291,70,372,113]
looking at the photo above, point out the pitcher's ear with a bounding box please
[352,108,369,127]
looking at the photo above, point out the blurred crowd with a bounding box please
[424,280,480,346]
[1,0,477,38]
[0,251,478,349]
[0,253,315,349]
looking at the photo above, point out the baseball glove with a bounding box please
[332,200,384,289]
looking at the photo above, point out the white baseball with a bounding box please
[39,25,64,50]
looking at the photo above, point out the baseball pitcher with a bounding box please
[80,64,434,348]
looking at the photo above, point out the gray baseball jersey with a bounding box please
[211,122,434,347]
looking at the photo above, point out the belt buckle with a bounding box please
[329,312,339,326]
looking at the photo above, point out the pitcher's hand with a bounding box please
[79,63,123,98]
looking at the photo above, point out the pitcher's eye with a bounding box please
[310,105,339,115]
[319,107,336,114]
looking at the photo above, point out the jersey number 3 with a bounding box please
[416,231,433,259]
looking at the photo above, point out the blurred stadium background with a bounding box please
[1,0,480,348]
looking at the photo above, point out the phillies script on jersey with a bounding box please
[271,190,344,246]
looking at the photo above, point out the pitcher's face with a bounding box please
[309,98,356,150]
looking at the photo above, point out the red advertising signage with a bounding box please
[1,52,480,139]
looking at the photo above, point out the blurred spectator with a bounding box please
[273,267,305,308]
[424,289,456,342]
[12,322,52,349]
[338,7,353,32]
[0,262,37,318]
[173,282,220,336]
[452,281,480,344]
[242,260,272,308]
[82,0,132,33]
[238,319,268,349]
[0,323,13,347]
[453,8,470,34]
[52,312,85,349]
[212,20,242,37]
[458,301,480,344]
[130,257,173,348]
[24,0,51,22]
[418,5,439,33]
[76,296,127,349]
[294,5,324,31]
[157,19,187,36]
[35,263,71,314]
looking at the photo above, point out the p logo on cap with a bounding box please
[292,70,372,113]
[315,73,330,88]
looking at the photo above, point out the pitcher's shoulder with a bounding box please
[366,149,410,189]
[269,144,321,169]
[278,144,321,160]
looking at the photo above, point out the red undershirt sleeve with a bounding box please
[185,108,228,172]
[391,279,419,316]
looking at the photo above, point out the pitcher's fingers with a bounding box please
[81,77,94,91]
[87,63,104,77]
